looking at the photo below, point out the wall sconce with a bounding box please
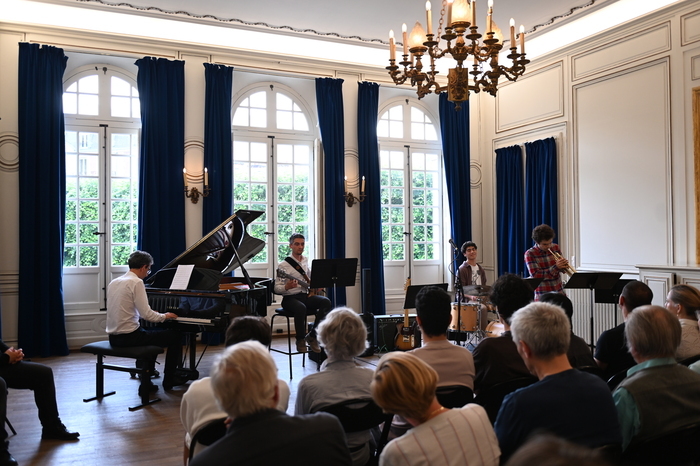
[183,167,210,204]
[344,175,366,207]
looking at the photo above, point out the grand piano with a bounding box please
[144,209,272,379]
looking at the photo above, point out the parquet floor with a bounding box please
[6,338,380,466]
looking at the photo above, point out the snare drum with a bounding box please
[449,303,479,332]
[485,321,505,338]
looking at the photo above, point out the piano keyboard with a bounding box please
[175,316,216,325]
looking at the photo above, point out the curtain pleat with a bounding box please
[496,145,526,276]
[17,42,69,356]
[357,82,386,315]
[525,137,558,236]
[135,57,186,272]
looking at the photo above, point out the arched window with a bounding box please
[378,99,444,302]
[62,64,140,313]
[232,83,317,278]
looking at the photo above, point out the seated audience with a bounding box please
[189,341,351,466]
[539,292,596,369]
[181,316,290,460]
[494,302,621,463]
[664,284,700,360]
[594,281,653,380]
[472,273,534,394]
[295,307,373,466]
[389,285,476,438]
[505,434,613,466]
[613,305,700,450]
[371,352,500,466]
[0,341,80,466]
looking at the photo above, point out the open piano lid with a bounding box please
[145,209,265,290]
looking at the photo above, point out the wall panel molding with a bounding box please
[572,23,671,81]
[0,133,19,172]
[681,8,700,47]
[495,62,564,133]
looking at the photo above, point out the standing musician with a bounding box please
[524,224,571,299]
[274,233,332,354]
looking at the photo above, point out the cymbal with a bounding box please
[463,285,491,296]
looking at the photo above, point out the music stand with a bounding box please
[595,278,635,327]
[310,258,358,308]
[564,272,622,354]
[524,277,543,292]
[404,283,448,309]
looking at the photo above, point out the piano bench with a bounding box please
[269,308,307,380]
[80,341,164,411]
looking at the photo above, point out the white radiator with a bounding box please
[566,289,624,346]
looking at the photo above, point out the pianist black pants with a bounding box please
[0,361,62,448]
[109,326,182,384]
[281,293,332,341]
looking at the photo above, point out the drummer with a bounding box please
[458,241,489,331]
[458,241,487,292]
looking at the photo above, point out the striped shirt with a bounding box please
[379,404,500,466]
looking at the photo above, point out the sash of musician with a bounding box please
[284,257,323,297]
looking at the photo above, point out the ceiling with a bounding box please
[67,0,620,45]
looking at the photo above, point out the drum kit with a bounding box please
[449,284,504,345]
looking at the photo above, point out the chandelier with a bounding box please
[387,0,529,110]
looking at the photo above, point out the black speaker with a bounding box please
[374,314,421,353]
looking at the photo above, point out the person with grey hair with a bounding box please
[295,308,373,466]
[190,341,351,466]
[613,305,700,450]
[494,302,621,463]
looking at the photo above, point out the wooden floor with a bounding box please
[6,338,380,466]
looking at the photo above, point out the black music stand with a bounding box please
[524,277,543,293]
[404,283,449,309]
[310,258,358,308]
[595,278,635,327]
[565,272,622,354]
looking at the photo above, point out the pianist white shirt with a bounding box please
[106,270,166,335]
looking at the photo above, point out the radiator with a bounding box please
[566,289,624,346]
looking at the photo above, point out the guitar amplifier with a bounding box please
[374,314,421,353]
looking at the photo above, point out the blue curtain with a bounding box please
[357,82,386,315]
[203,63,233,234]
[17,43,69,356]
[525,137,558,236]
[495,145,526,276]
[135,57,186,272]
[315,78,346,305]
[439,93,472,273]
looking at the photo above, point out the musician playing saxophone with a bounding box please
[524,224,570,299]
[274,233,331,354]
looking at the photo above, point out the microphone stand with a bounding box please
[450,243,465,346]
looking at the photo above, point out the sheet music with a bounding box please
[170,264,195,290]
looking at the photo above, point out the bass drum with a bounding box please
[485,321,505,338]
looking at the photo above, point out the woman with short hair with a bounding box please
[665,284,700,360]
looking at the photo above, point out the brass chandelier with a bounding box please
[387,0,529,110]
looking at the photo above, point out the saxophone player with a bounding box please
[524,224,571,299]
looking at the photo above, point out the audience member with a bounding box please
[594,281,653,380]
[389,285,476,438]
[664,284,700,360]
[472,273,534,394]
[371,352,500,466]
[494,302,621,463]
[106,250,186,390]
[181,316,290,460]
[505,434,612,466]
[189,341,351,466]
[613,305,700,450]
[295,308,372,466]
[0,341,80,466]
[539,292,596,369]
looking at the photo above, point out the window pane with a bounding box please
[250,142,267,162]
[63,93,77,114]
[79,75,99,93]
[111,96,131,117]
[249,91,266,108]
[250,108,266,127]
[233,108,249,126]
[78,94,99,115]
[277,93,293,110]
[79,132,99,153]
[79,246,99,266]
[111,134,133,156]
[294,113,309,131]
[111,77,131,96]
[277,111,292,130]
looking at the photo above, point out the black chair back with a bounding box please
[622,422,700,466]
[607,370,628,392]
[188,417,228,462]
[578,365,604,379]
[678,354,700,367]
[435,385,473,408]
[473,376,538,423]
[317,398,391,433]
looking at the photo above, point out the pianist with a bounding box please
[274,233,331,353]
[106,250,188,391]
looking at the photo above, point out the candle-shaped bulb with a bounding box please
[183,168,187,187]
[509,18,515,45]
[425,1,433,36]
[519,24,525,54]
[402,23,408,55]
[361,176,366,194]
[446,0,453,27]
[344,176,348,193]
[389,29,396,60]
[204,167,209,186]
